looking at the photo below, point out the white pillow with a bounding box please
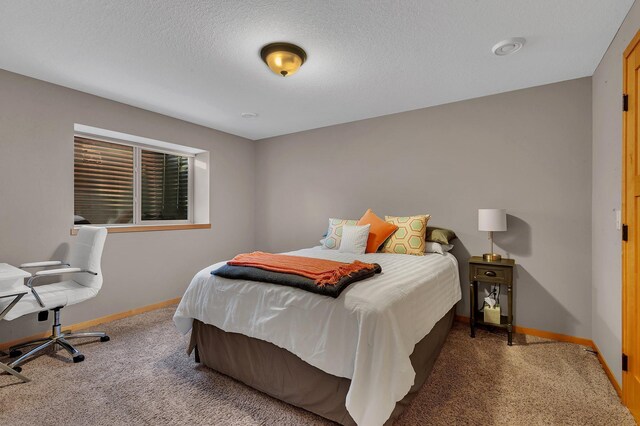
[339,224,370,255]
[425,241,453,255]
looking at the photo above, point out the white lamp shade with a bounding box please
[478,209,507,232]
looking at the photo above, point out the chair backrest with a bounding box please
[67,226,107,289]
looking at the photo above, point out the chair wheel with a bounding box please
[9,350,22,358]
[12,366,22,373]
[73,354,85,363]
[100,335,110,342]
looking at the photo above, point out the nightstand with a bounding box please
[469,256,516,345]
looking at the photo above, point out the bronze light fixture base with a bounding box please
[483,253,502,262]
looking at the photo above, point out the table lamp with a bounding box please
[478,209,507,262]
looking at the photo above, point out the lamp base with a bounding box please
[483,253,502,262]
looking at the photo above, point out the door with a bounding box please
[623,30,640,422]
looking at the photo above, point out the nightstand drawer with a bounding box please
[471,265,512,284]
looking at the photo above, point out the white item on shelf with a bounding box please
[484,295,497,308]
[484,304,501,325]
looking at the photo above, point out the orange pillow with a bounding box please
[357,209,399,253]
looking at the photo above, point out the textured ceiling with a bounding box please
[0,1,634,140]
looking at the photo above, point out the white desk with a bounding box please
[0,263,30,383]
[0,263,31,294]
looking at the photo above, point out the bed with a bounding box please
[174,247,461,426]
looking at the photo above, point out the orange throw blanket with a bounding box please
[227,252,377,287]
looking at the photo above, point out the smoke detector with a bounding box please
[492,38,526,56]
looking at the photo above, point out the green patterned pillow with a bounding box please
[381,215,430,255]
[321,218,359,249]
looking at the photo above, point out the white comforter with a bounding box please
[174,247,461,426]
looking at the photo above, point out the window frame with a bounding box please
[73,133,195,229]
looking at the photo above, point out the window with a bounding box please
[74,137,135,225]
[74,135,194,227]
[141,150,190,221]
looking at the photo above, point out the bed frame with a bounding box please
[188,306,454,425]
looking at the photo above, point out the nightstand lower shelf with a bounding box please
[474,311,510,328]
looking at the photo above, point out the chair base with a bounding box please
[7,307,109,370]
[0,360,30,383]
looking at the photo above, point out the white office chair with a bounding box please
[5,226,109,372]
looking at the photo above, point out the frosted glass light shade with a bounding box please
[478,209,507,232]
[264,50,303,77]
[260,43,307,77]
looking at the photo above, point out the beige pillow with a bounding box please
[321,218,358,249]
[381,215,430,255]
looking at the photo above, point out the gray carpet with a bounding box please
[0,306,634,425]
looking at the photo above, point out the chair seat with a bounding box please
[2,281,98,321]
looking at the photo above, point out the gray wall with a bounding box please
[256,78,593,339]
[0,66,598,348]
[592,0,640,386]
[0,69,256,342]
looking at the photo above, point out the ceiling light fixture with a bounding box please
[241,112,258,119]
[260,42,307,77]
[492,37,526,56]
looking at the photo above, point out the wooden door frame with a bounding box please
[622,29,640,417]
